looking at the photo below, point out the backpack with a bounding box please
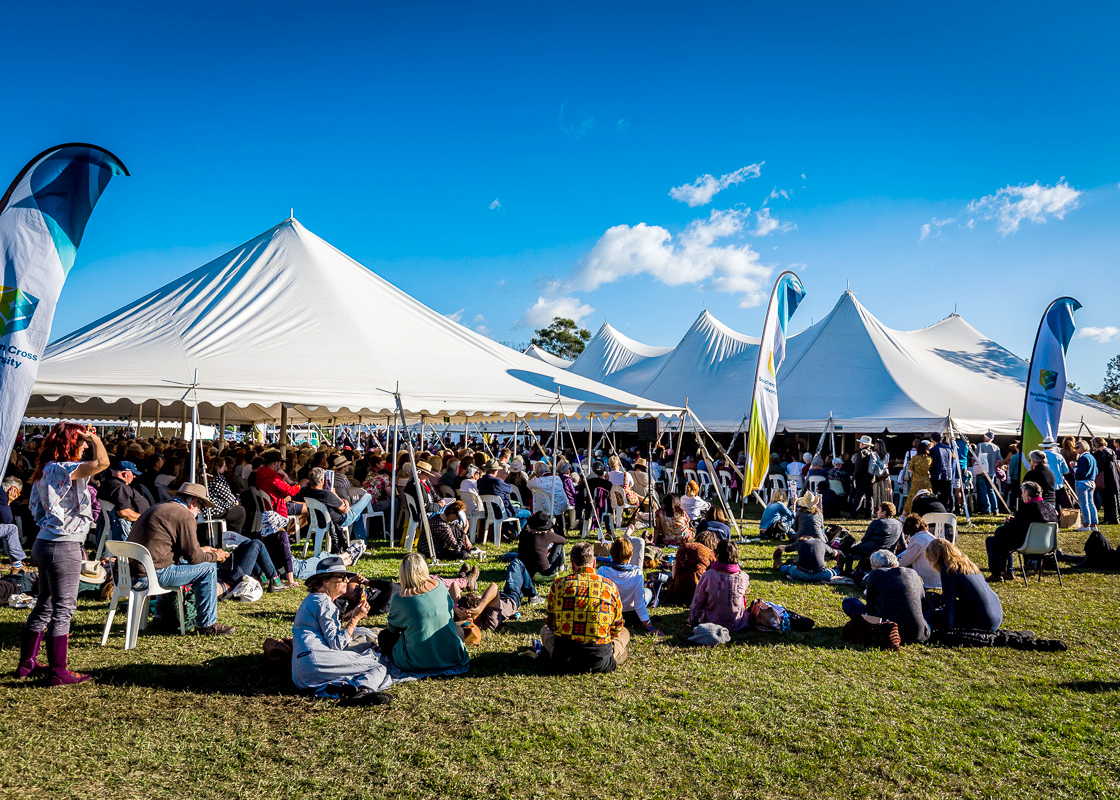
[841,614,901,651]
[748,599,791,632]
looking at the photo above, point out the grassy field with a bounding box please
[1,514,1118,800]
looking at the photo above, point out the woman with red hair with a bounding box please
[16,422,108,685]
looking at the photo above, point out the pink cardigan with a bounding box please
[688,563,750,631]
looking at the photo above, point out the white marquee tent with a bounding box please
[25,219,681,426]
[563,291,1120,436]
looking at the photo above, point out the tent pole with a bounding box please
[279,404,289,454]
[551,392,561,516]
[671,404,688,495]
[945,414,972,526]
[690,413,740,537]
[218,405,226,451]
[179,404,187,442]
[154,404,161,439]
[395,390,437,561]
[389,414,398,544]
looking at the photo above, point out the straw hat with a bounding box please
[328,453,351,469]
[858,435,873,447]
[175,482,213,508]
[414,460,436,475]
[634,457,647,468]
[797,491,820,509]
[80,560,107,585]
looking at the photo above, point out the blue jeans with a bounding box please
[0,523,26,565]
[505,557,536,599]
[340,492,374,539]
[1076,480,1098,526]
[156,562,219,628]
[227,539,278,583]
[842,597,868,619]
[780,563,836,582]
[975,478,998,515]
[291,552,335,581]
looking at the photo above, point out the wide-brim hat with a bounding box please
[1040,437,1058,449]
[797,491,820,509]
[858,435,873,446]
[484,458,501,472]
[634,457,647,467]
[175,482,213,508]
[80,560,107,584]
[305,555,361,585]
[414,460,436,475]
[328,454,351,469]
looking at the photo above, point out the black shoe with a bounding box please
[339,687,392,707]
[197,623,235,636]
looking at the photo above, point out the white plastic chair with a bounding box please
[101,541,186,650]
[197,512,226,549]
[457,489,486,544]
[402,494,420,552]
[609,486,633,529]
[479,493,522,546]
[717,472,735,504]
[361,504,388,545]
[683,469,700,491]
[807,476,827,496]
[921,512,958,543]
[93,500,117,560]
[696,470,716,500]
[1014,522,1063,588]
[767,474,788,501]
[660,467,676,495]
[828,479,847,497]
[302,496,335,557]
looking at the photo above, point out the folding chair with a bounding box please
[302,496,336,557]
[480,493,522,546]
[101,541,186,650]
[1014,522,1063,588]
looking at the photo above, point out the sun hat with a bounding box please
[1040,437,1058,449]
[260,510,289,537]
[80,561,107,585]
[305,555,360,586]
[484,458,501,472]
[634,457,647,468]
[175,482,213,508]
[688,623,731,646]
[796,491,820,509]
[858,435,873,447]
[328,454,351,469]
[413,460,436,474]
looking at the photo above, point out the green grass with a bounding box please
[2,515,1119,800]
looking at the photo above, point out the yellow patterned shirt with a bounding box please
[546,567,623,645]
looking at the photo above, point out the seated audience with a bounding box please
[597,537,659,634]
[507,511,566,602]
[760,489,794,539]
[842,550,930,644]
[839,501,903,573]
[380,553,470,676]
[418,500,475,560]
[292,556,392,706]
[666,530,719,604]
[696,505,732,541]
[896,514,942,590]
[653,493,692,546]
[926,538,1003,632]
[1022,450,1057,506]
[774,534,840,582]
[478,459,531,519]
[541,542,627,674]
[256,450,304,517]
[984,480,1058,582]
[0,476,26,570]
[126,483,235,636]
[680,480,711,522]
[688,539,750,632]
[527,460,570,516]
[794,491,826,542]
[910,489,948,517]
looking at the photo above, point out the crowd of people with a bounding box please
[0,421,1092,701]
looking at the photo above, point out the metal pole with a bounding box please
[154,403,161,438]
[218,404,227,451]
[395,390,437,561]
[551,393,560,515]
[279,404,289,454]
[389,414,398,541]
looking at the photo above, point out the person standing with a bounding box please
[929,434,956,511]
[1073,440,1099,532]
[975,432,1002,515]
[1092,437,1120,525]
[17,423,109,685]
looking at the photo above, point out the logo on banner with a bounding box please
[1038,369,1058,391]
[0,286,39,336]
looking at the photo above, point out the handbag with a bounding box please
[1058,507,1082,530]
[229,575,263,602]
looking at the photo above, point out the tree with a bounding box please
[1088,355,1120,409]
[530,317,591,360]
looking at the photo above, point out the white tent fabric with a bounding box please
[563,291,1120,436]
[523,344,572,369]
[26,219,681,424]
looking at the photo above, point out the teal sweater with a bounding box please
[386,581,469,674]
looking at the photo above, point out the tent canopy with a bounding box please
[522,344,573,369]
[27,219,681,425]
[563,291,1120,436]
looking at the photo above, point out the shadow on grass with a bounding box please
[1057,680,1120,693]
[93,653,298,697]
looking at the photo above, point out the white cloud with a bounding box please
[616,118,629,133]
[966,179,1082,235]
[919,216,957,242]
[762,187,790,206]
[472,313,491,336]
[559,102,595,138]
[571,208,773,307]
[489,199,501,210]
[445,308,465,323]
[752,207,794,236]
[1076,326,1120,343]
[668,163,763,207]
[516,296,595,329]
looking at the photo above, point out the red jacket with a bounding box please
[256,465,300,514]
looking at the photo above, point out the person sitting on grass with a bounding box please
[419,500,475,561]
[0,476,27,571]
[760,488,794,539]
[653,493,692,546]
[597,537,661,635]
[794,491,826,542]
[774,534,840,582]
[895,514,942,591]
[379,553,470,677]
[688,539,750,632]
[449,575,521,633]
[984,480,1058,583]
[841,549,930,644]
[926,538,1003,633]
[695,505,732,541]
[541,541,628,674]
[680,480,711,522]
[291,556,393,707]
[838,501,903,574]
[910,488,949,518]
[665,530,719,605]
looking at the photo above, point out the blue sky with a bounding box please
[3,2,1119,388]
